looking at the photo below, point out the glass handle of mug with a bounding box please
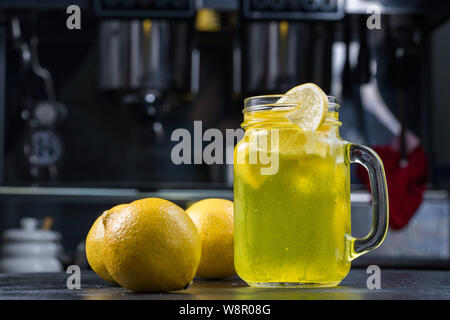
[347,144,389,260]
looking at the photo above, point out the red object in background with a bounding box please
[356,138,428,230]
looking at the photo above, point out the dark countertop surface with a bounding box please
[0,269,449,300]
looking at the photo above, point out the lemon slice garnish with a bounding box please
[277,83,328,132]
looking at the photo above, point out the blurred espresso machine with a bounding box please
[0,0,449,190]
[0,0,199,187]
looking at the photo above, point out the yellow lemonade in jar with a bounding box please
[234,84,388,288]
[234,107,351,286]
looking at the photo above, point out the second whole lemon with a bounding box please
[101,198,202,293]
[186,198,235,279]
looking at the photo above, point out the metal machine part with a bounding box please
[94,0,195,18]
[99,19,193,143]
[99,19,192,92]
[10,18,66,181]
[242,0,345,20]
[243,20,332,94]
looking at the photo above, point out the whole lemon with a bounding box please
[102,198,201,293]
[186,198,235,279]
[85,206,127,284]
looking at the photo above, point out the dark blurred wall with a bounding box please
[431,19,450,188]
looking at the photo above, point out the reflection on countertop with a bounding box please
[0,269,449,300]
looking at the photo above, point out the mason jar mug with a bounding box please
[233,95,389,288]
